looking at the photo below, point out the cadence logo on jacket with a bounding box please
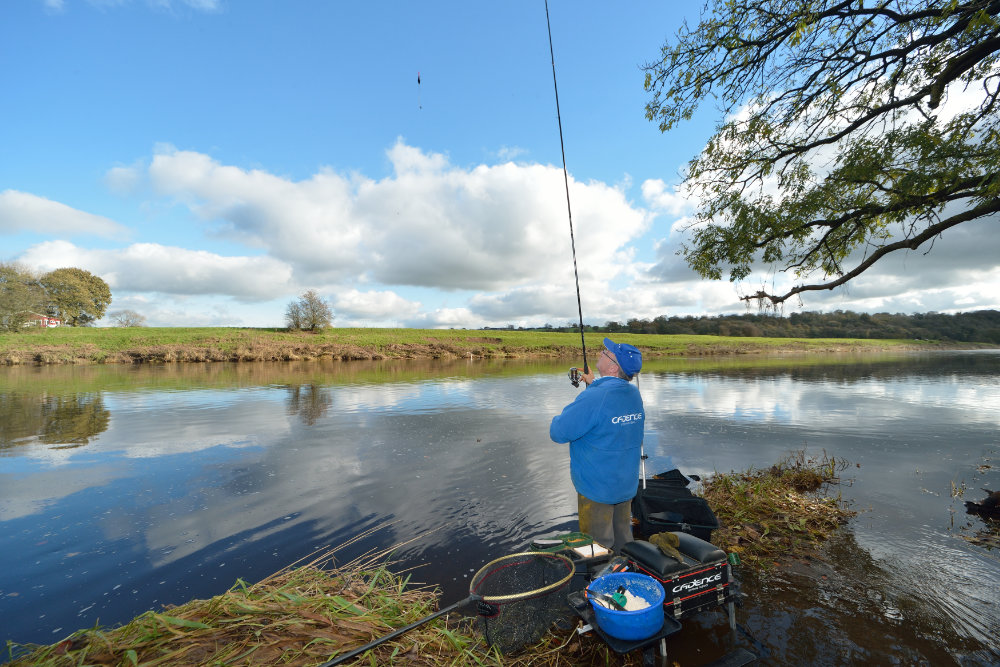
[611,413,643,424]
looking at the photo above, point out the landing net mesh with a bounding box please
[469,551,575,655]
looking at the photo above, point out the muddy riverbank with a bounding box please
[0,326,975,365]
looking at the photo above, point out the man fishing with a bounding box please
[550,338,644,553]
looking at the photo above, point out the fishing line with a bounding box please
[544,0,588,384]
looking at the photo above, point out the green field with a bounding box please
[0,326,941,365]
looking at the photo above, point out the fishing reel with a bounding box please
[568,366,590,388]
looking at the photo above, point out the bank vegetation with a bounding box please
[0,326,966,366]
[701,450,857,569]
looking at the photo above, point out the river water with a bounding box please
[1,351,998,665]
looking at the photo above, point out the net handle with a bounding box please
[320,593,479,666]
[321,552,574,666]
[470,551,576,603]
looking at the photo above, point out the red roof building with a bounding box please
[25,313,62,328]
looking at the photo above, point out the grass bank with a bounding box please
[4,536,514,667]
[700,450,858,569]
[0,326,952,365]
[5,454,854,666]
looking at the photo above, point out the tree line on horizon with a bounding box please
[516,310,1000,344]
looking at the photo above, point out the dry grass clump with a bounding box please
[4,545,477,666]
[3,528,637,667]
[962,525,1000,549]
[701,450,857,568]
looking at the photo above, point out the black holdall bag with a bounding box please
[631,469,719,542]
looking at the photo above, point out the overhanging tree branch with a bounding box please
[743,199,1000,305]
[644,0,1000,306]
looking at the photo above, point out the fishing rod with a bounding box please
[544,0,588,388]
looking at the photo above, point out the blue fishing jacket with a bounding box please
[549,376,645,505]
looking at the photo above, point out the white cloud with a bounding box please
[180,0,221,10]
[7,142,663,327]
[19,240,293,300]
[494,146,527,161]
[120,299,268,327]
[641,179,694,217]
[144,142,650,293]
[640,209,1000,317]
[0,190,128,238]
[104,162,145,195]
[9,134,998,328]
[332,289,422,323]
[70,0,222,11]
[403,307,478,329]
[469,286,573,321]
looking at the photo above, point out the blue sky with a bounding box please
[3,0,998,328]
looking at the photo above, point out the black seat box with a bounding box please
[621,533,735,620]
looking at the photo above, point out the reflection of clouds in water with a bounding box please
[14,390,290,465]
[325,375,572,417]
[104,390,252,411]
[639,373,998,431]
[101,391,290,459]
[3,373,616,546]
[1,392,293,524]
[136,428,374,566]
[331,376,578,545]
[854,376,1000,418]
[325,380,467,413]
[16,363,988,548]
[140,375,577,568]
[0,464,125,521]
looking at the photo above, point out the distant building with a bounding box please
[25,313,62,328]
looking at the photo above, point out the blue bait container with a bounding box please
[587,571,665,641]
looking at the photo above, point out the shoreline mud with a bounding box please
[1,327,987,366]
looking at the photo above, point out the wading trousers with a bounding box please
[577,493,633,553]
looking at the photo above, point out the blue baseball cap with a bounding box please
[603,337,642,377]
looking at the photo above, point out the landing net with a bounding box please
[469,551,575,654]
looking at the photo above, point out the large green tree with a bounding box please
[644,0,1000,305]
[40,267,112,326]
[0,262,45,332]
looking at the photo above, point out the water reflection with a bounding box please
[0,351,998,665]
[735,530,989,665]
[285,384,332,425]
[0,392,110,451]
